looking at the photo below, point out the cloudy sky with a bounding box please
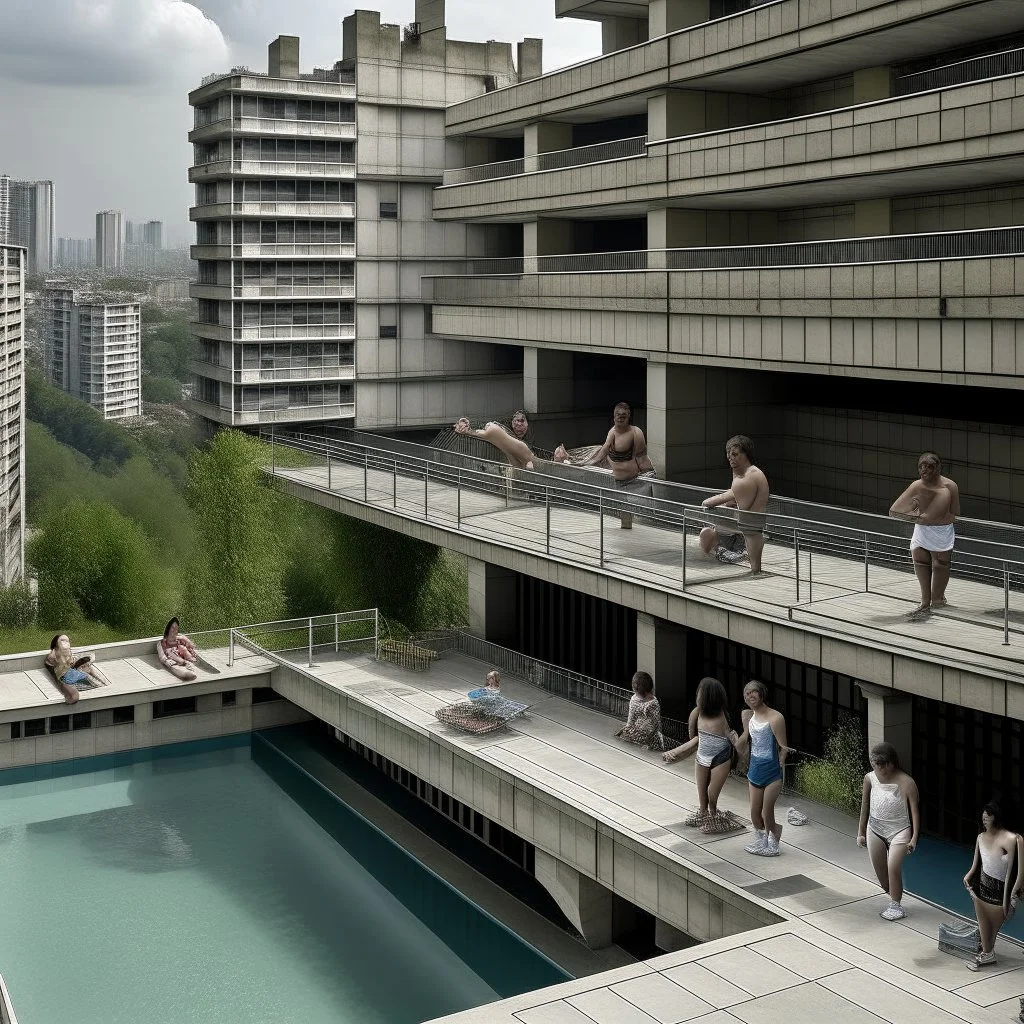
[0,1,600,246]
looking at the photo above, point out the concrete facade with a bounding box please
[95,209,122,271]
[0,245,24,586]
[5,179,54,274]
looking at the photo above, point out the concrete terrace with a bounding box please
[272,456,1024,715]
[1,636,1023,1022]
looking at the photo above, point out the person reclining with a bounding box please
[45,633,106,704]
[156,617,199,681]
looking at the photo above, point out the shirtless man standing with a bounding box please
[698,435,771,574]
[889,452,959,618]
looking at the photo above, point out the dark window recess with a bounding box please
[72,713,92,731]
[222,690,237,707]
[252,687,279,704]
[10,721,21,739]
[112,705,135,725]
[378,201,398,219]
[153,697,197,719]
[49,715,70,734]
[378,324,398,339]
[25,719,45,737]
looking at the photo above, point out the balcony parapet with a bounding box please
[189,359,355,385]
[189,117,356,143]
[190,202,355,221]
[191,243,355,259]
[191,322,356,342]
[190,282,355,300]
[187,398,355,426]
[189,161,356,183]
[190,71,355,104]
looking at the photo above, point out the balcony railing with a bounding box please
[192,322,356,342]
[190,117,356,141]
[897,46,1024,95]
[190,202,356,220]
[191,242,355,259]
[191,282,355,300]
[190,160,356,180]
[190,358,355,385]
[432,226,1024,278]
[441,136,648,186]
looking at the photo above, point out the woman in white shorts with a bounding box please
[889,452,960,618]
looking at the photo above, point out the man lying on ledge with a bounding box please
[698,434,770,575]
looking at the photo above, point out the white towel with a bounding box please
[910,523,955,552]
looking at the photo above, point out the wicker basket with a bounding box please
[435,702,508,734]
[377,638,437,671]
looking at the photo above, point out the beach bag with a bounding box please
[937,921,981,960]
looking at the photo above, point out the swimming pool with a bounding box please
[0,734,565,1023]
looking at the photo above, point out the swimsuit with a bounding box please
[696,730,733,769]
[867,771,912,850]
[607,434,635,463]
[911,523,955,553]
[747,716,782,788]
[974,842,1012,907]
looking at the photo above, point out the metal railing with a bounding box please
[227,611,380,669]
[264,427,1024,656]
[0,971,19,1024]
[897,46,1024,95]
[441,136,647,186]
[433,226,1024,278]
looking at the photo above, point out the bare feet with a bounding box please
[907,603,932,619]
[932,597,948,609]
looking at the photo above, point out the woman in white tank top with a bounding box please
[963,799,1024,970]
[857,741,920,921]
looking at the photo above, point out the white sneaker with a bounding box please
[715,546,747,564]
[744,830,767,855]
[880,901,905,921]
[764,833,781,857]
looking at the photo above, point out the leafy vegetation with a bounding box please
[792,714,867,814]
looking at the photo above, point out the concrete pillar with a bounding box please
[518,38,543,81]
[648,91,706,143]
[853,66,895,104]
[602,17,647,54]
[524,347,574,414]
[856,682,913,769]
[268,36,300,79]
[467,557,518,646]
[415,0,446,33]
[535,849,614,948]
[646,361,706,481]
[637,613,688,711]
[524,121,573,172]
[523,217,574,272]
[649,0,710,36]
[854,198,892,237]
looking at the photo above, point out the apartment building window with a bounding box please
[379,202,398,220]
[235,180,354,203]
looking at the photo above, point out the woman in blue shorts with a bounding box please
[734,680,789,857]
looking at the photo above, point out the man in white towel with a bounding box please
[889,452,960,618]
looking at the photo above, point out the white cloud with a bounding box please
[0,0,229,86]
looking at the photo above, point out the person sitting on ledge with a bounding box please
[157,617,199,682]
[554,402,657,529]
[454,411,537,470]
[616,670,665,750]
[698,434,770,574]
[45,633,106,704]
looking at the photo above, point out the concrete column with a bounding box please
[646,361,706,481]
[517,38,543,81]
[854,198,892,237]
[467,557,518,646]
[649,0,710,36]
[524,121,573,172]
[268,36,300,79]
[853,66,895,104]
[637,613,688,710]
[648,91,706,143]
[601,17,647,54]
[415,0,446,34]
[535,849,614,948]
[856,682,913,769]
[524,347,574,414]
[523,217,574,272]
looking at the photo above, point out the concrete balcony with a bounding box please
[189,72,355,106]
[437,73,1024,219]
[189,117,356,143]
[189,359,355,385]
[190,202,356,221]
[426,228,1024,387]
[190,242,355,260]
[446,0,1024,135]
[191,322,356,343]
[188,160,356,183]
[186,398,355,427]
[190,282,355,301]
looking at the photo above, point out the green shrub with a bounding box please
[793,714,866,814]
[0,580,36,629]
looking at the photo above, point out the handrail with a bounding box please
[265,427,1024,653]
[0,971,19,1024]
[227,611,379,669]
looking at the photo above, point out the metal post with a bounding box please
[228,630,235,668]
[424,463,429,518]
[457,469,462,526]
[363,452,368,502]
[393,459,397,508]
[327,453,332,489]
[808,547,813,604]
[599,492,604,568]
[794,531,801,604]
[308,619,315,668]
[864,535,869,593]
[375,608,380,658]
[545,487,551,555]
[1004,563,1011,646]
[270,426,275,472]
[681,511,687,588]
[334,612,339,653]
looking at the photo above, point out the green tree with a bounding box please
[183,430,292,629]
[28,502,172,633]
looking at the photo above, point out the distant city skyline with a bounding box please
[0,1,599,241]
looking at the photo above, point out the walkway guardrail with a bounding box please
[227,611,380,669]
[426,226,1024,278]
[0,972,18,1024]
[264,427,1024,654]
[897,45,1024,95]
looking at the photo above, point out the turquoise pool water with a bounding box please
[0,736,562,1024]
